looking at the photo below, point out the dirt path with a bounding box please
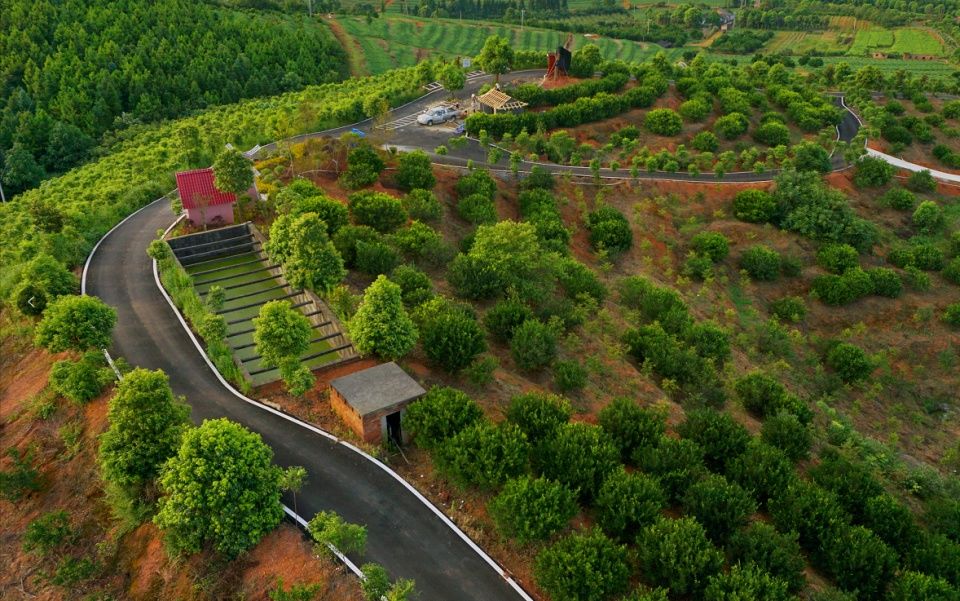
[325,16,368,77]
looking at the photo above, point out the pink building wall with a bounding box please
[185,202,234,226]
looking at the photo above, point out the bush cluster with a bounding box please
[587,206,632,254]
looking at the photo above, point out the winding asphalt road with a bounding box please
[83,72,877,601]
[85,198,528,601]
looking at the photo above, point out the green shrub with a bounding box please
[906,169,937,193]
[768,480,850,553]
[395,150,436,191]
[50,556,96,586]
[402,189,442,221]
[943,258,960,285]
[616,276,691,333]
[739,245,781,281]
[913,200,945,235]
[761,412,811,462]
[726,440,797,506]
[880,187,917,210]
[686,321,731,365]
[0,447,40,502]
[691,232,729,262]
[457,193,498,224]
[483,297,533,342]
[692,131,719,152]
[488,476,577,544]
[821,525,897,599]
[944,303,960,327]
[682,474,756,543]
[769,296,806,322]
[598,398,665,462]
[510,319,557,371]
[811,273,859,306]
[684,254,713,280]
[637,517,724,597]
[867,267,902,297]
[389,265,433,306]
[913,242,946,271]
[733,189,777,223]
[863,494,920,554]
[332,225,381,267]
[506,392,571,443]
[728,523,806,593]
[587,206,632,254]
[702,564,793,601]
[355,240,399,275]
[435,422,528,489]
[455,168,497,200]
[887,571,958,601]
[852,156,894,188]
[390,221,441,259]
[825,342,874,383]
[535,423,619,502]
[420,304,486,373]
[680,98,711,122]
[49,352,113,404]
[817,243,859,274]
[596,468,665,541]
[556,259,606,302]
[676,409,751,472]
[535,529,630,601]
[754,121,790,147]
[553,360,587,392]
[341,144,384,189]
[23,510,74,555]
[714,112,749,140]
[348,191,408,233]
[635,437,706,503]
[404,386,483,450]
[34,294,117,353]
[645,108,683,136]
[906,533,960,588]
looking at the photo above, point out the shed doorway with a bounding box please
[386,411,402,446]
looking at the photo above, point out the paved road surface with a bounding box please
[85,199,527,601]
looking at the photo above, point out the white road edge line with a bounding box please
[137,215,533,599]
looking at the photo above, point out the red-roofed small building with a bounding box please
[175,167,236,226]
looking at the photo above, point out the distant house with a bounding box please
[175,168,236,227]
[872,52,888,59]
[329,362,425,444]
[903,53,937,61]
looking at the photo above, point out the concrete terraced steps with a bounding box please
[168,223,358,386]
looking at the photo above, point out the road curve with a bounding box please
[85,198,528,601]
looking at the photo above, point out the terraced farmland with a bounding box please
[765,30,851,54]
[847,26,944,56]
[335,15,681,73]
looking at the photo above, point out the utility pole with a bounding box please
[521,8,525,30]
[306,0,313,17]
[0,179,5,203]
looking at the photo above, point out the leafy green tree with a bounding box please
[405,386,483,450]
[862,494,920,554]
[553,360,587,392]
[690,231,729,263]
[587,206,632,254]
[395,150,436,191]
[435,421,528,489]
[308,511,367,555]
[361,564,391,601]
[341,143,384,189]
[852,156,894,188]
[154,419,284,557]
[645,109,683,136]
[676,409,751,472]
[268,212,346,293]
[822,525,898,599]
[349,275,418,361]
[906,169,937,193]
[754,121,791,147]
[761,411,812,462]
[22,253,78,300]
[476,35,514,83]
[457,193,498,224]
[22,510,74,556]
[682,474,756,543]
[637,517,724,597]
[505,392,572,443]
[732,189,777,223]
[35,295,117,353]
[254,300,312,368]
[881,187,916,210]
[817,243,860,274]
[0,447,40,502]
[702,565,793,601]
[420,302,486,373]
[483,297,533,342]
[536,423,619,502]
[635,437,706,503]
[792,141,832,173]
[49,352,114,404]
[597,398,665,462]
[279,466,307,518]
[2,143,45,194]
[734,371,807,420]
[887,571,959,601]
[728,523,806,593]
[739,245,782,281]
[714,112,748,140]
[402,189,442,222]
[348,191,408,233]
[439,63,466,94]
[488,476,577,544]
[726,440,796,507]
[825,342,874,383]
[913,200,945,235]
[99,369,189,502]
[535,529,630,601]
[768,480,850,553]
[510,318,557,371]
[595,468,665,541]
[212,148,253,195]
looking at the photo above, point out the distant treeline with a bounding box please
[0,0,346,196]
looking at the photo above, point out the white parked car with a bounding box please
[417,106,459,126]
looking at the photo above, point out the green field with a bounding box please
[847,26,943,56]
[765,30,851,54]
[336,15,684,73]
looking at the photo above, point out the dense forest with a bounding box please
[0,0,346,196]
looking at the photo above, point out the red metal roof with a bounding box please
[175,168,236,210]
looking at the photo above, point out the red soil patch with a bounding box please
[0,348,61,422]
